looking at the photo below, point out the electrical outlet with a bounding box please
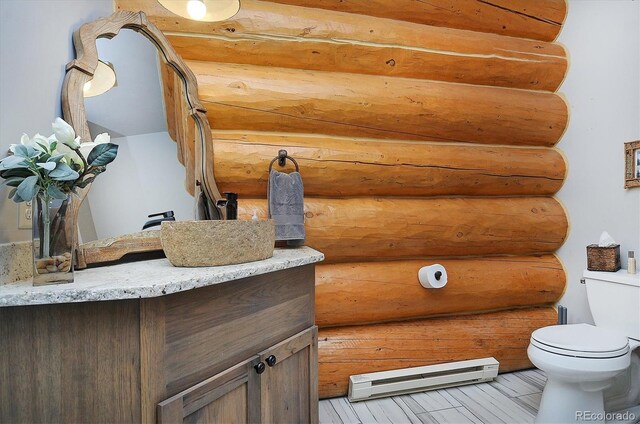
[18,201,32,229]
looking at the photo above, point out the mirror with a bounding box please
[78,28,194,243]
[62,11,222,267]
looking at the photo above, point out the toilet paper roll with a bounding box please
[418,264,448,289]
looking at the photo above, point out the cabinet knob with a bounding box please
[254,362,266,374]
[266,355,277,367]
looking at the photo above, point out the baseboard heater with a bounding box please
[348,357,499,402]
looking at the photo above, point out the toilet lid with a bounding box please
[531,324,629,358]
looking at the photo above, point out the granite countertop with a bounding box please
[0,247,324,307]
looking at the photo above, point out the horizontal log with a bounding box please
[167,33,567,91]
[126,0,566,50]
[212,131,566,197]
[161,0,568,94]
[124,0,566,58]
[318,307,557,398]
[315,255,565,327]
[264,0,567,42]
[238,197,568,261]
[190,61,568,146]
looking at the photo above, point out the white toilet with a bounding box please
[528,269,640,424]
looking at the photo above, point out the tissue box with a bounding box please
[587,244,621,271]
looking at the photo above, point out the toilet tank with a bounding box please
[584,269,640,341]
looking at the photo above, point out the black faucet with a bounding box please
[142,211,175,230]
[216,192,238,220]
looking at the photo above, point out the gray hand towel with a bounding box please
[268,169,305,245]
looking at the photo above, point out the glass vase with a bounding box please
[32,192,78,285]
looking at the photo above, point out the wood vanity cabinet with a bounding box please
[0,264,318,424]
[158,328,317,423]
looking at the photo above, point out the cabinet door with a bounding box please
[157,356,262,424]
[259,327,318,424]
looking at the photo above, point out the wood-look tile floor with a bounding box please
[319,369,546,424]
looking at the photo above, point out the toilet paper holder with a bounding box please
[418,264,448,289]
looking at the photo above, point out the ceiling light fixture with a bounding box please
[187,0,207,20]
[158,0,240,22]
[83,60,116,98]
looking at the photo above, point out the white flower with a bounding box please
[52,118,79,149]
[93,133,110,144]
[8,133,46,155]
[79,133,110,158]
[32,133,49,147]
[55,142,83,169]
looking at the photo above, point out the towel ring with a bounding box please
[269,149,299,172]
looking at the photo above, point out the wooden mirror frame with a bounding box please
[625,140,640,189]
[62,10,222,268]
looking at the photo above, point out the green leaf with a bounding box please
[37,162,56,171]
[47,184,68,200]
[87,143,118,167]
[0,167,33,179]
[13,144,30,157]
[49,163,79,181]
[15,175,39,201]
[36,141,49,152]
[12,192,26,203]
[0,177,24,188]
[8,187,17,199]
[47,153,65,163]
[0,155,29,170]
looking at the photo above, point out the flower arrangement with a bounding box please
[0,118,118,284]
[0,118,118,202]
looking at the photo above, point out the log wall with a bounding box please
[213,132,566,197]
[121,0,570,399]
[315,255,565,327]
[318,307,558,398]
[265,0,567,41]
[161,63,196,196]
[189,61,568,146]
[238,197,568,261]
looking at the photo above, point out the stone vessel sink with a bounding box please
[160,220,275,267]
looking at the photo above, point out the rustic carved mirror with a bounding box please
[62,10,221,268]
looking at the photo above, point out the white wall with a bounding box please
[85,28,168,138]
[556,0,640,324]
[0,0,114,243]
[84,132,194,241]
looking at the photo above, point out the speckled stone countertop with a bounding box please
[0,247,324,307]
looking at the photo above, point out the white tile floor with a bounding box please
[319,369,546,424]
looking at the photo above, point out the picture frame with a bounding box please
[624,140,640,189]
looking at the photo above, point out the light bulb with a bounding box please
[83,61,116,97]
[187,0,207,20]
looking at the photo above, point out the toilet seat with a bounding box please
[531,324,630,359]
